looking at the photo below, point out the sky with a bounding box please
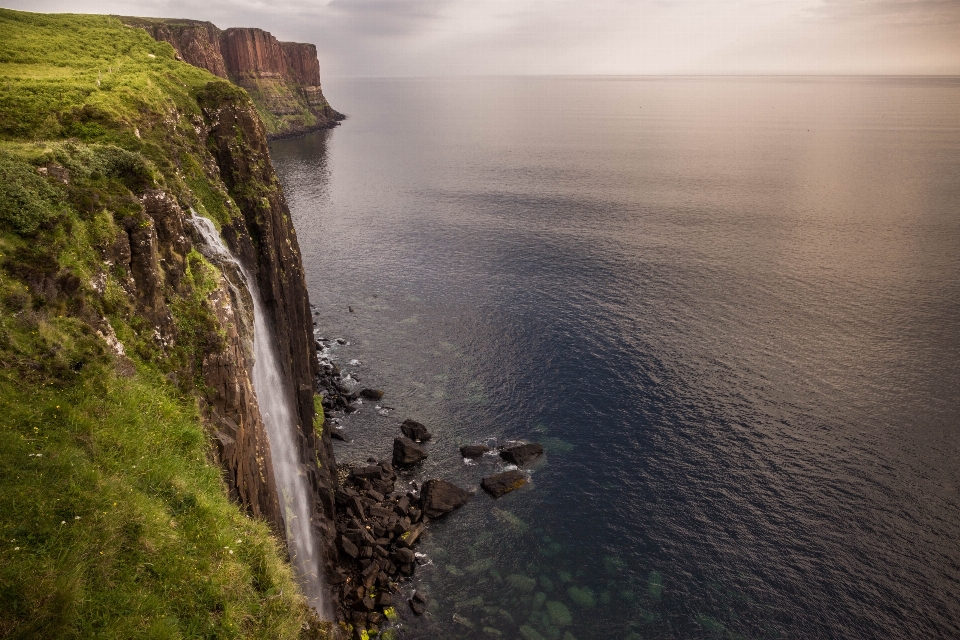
[6,0,960,76]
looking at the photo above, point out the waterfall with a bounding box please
[190,214,328,617]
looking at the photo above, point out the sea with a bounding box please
[269,76,960,639]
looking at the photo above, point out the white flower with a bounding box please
[75,516,80,520]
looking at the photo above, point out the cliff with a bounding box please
[0,9,335,637]
[119,17,344,139]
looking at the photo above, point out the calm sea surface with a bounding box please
[270,77,960,639]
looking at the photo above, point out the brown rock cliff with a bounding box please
[120,16,344,138]
[196,80,339,595]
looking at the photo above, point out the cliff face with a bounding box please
[0,10,341,633]
[196,81,339,582]
[121,17,344,139]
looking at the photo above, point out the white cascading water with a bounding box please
[191,214,327,617]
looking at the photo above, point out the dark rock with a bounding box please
[360,388,384,400]
[352,466,383,480]
[393,437,428,467]
[340,535,359,559]
[398,522,425,548]
[460,444,490,458]
[361,562,380,588]
[481,470,528,498]
[393,518,411,536]
[400,419,432,442]
[377,593,393,608]
[412,591,428,604]
[409,599,426,616]
[348,306,354,312]
[347,495,366,520]
[331,429,346,441]
[366,489,385,503]
[368,611,384,625]
[394,547,416,564]
[420,479,472,518]
[499,443,544,467]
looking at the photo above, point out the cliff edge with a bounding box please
[119,17,345,139]
[0,9,335,637]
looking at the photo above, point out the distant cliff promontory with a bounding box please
[120,17,344,139]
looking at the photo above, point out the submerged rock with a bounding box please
[393,437,427,467]
[499,443,544,466]
[460,444,490,458]
[401,418,432,442]
[545,600,572,626]
[567,585,596,608]
[420,479,472,518]
[409,590,428,616]
[481,470,527,498]
[359,388,384,400]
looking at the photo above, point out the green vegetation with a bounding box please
[0,9,321,638]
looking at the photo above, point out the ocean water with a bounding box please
[270,77,960,639]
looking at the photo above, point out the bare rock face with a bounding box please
[121,16,344,138]
[201,271,282,527]
[196,80,339,594]
[281,42,322,86]
[130,18,228,78]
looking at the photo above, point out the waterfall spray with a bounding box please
[191,214,328,617]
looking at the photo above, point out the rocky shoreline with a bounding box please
[311,328,545,638]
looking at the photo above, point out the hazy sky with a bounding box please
[7,0,960,76]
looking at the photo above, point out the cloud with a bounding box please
[3,0,958,74]
[324,0,450,37]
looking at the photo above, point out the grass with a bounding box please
[0,9,324,638]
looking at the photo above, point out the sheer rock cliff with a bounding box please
[120,17,344,139]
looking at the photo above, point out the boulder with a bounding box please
[398,522,425,547]
[394,547,416,564]
[409,598,426,616]
[420,479,472,518]
[340,535,360,559]
[409,590,428,615]
[360,388,384,400]
[460,444,490,458]
[401,419,432,442]
[499,443,544,467]
[481,470,527,498]
[393,437,428,467]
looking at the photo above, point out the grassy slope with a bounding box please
[0,10,317,638]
